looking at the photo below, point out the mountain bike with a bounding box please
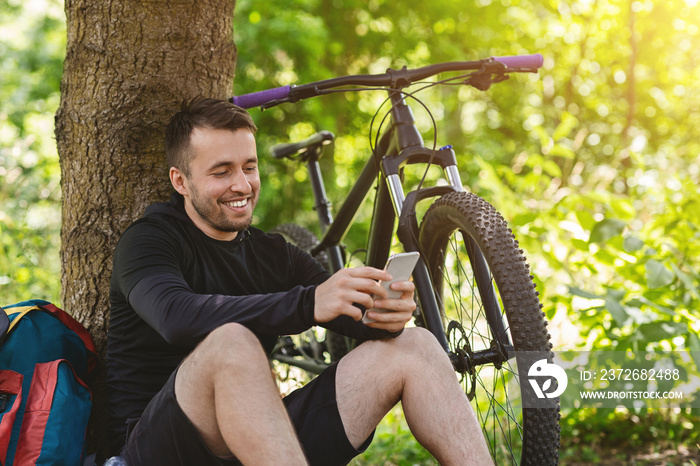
[231,53,560,465]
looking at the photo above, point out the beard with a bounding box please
[189,184,257,235]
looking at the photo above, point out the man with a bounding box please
[106,97,492,465]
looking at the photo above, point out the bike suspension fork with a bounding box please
[383,165,454,352]
[445,164,464,192]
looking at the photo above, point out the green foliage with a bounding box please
[0,0,64,305]
[560,408,700,464]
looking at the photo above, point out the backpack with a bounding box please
[0,300,97,466]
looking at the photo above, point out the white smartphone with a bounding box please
[362,251,421,324]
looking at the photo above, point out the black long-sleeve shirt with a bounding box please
[105,193,396,455]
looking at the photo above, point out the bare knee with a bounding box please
[188,323,268,375]
[393,327,447,359]
[361,327,449,371]
[176,323,271,409]
[207,322,262,352]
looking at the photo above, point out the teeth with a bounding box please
[225,199,248,208]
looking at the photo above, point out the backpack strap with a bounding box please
[0,307,8,345]
[37,303,97,357]
[4,306,36,334]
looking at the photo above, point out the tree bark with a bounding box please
[55,0,236,455]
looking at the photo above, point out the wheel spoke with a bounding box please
[439,231,524,463]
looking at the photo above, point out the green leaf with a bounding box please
[645,260,675,289]
[594,248,619,266]
[589,218,626,244]
[605,296,628,324]
[626,297,676,317]
[687,332,700,353]
[622,235,644,253]
[669,263,700,300]
[638,321,687,342]
[549,144,576,159]
[571,238,589,251]
[609,197,636,219]
[542,159,563,177]
[568,286,602,300]
[533,125,550,148]
[553,112,579,141]
[606,288,626,300]
[512,212,538,227]
[574,210,596,230]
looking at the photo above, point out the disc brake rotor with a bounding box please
[447,320,477,401]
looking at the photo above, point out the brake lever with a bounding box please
[259,98,290,110]
[492,73,510,84]
[464,72,509,91]
[465,74,493,91]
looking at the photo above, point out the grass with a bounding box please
[560,408,700,465]
[350,405,700,465]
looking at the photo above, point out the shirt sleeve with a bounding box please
[114,220,399,348]
[127,273,316,348]
[113,222,317,348]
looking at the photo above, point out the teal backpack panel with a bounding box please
[0,300,96,465]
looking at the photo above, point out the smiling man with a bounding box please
[170,126,260,240]
[105,98,492,466]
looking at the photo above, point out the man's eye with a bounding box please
[213,172,227,177]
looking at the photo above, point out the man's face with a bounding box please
[171,127,260,241]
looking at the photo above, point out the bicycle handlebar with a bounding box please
[231,53,543,109]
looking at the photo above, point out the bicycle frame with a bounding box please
[237,54,543,370]
[303,89,512,366]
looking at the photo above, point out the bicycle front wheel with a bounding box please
[418,191,560,465]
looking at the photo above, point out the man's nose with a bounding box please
[230,169,252,193]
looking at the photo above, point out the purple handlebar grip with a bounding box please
[232,85,292,109]
[493,53,544,69]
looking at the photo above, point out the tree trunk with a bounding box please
[55,0,236,456]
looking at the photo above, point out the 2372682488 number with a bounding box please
[599,368,680,381]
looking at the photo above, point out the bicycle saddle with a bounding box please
[270,130,335,160]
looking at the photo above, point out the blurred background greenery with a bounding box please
[2,0,698,463]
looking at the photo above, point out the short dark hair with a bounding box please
[165,97,257,175]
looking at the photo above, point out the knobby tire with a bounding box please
[419,191,561,465]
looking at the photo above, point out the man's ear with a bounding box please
[170,167,188,196]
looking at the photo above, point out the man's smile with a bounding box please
[223,199,249,208]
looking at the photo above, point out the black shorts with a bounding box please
[121,363,374,466]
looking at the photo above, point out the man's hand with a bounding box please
[314,266,416,332]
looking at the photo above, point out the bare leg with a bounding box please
[175,323,307,465]
[336,327,493,466]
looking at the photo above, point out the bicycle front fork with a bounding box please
[384,154,512,369]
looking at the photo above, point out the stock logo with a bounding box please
[527,359,568,399]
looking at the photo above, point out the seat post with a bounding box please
[305,150,345,272]
[305,150,333,233]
